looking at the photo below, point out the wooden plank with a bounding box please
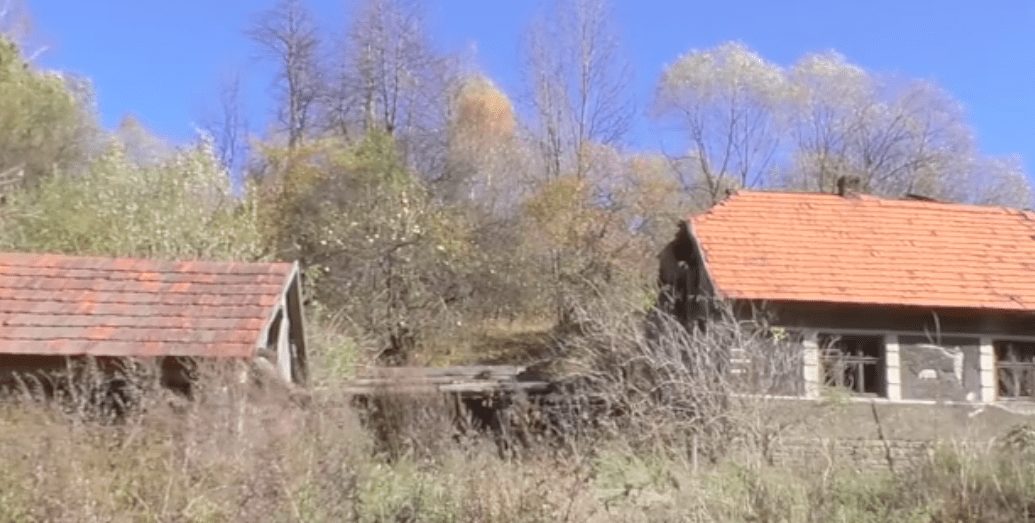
[276,308,292,382]
[439,381,551,393]
[342,380,552,396]
[342,365,550,397]
[354,365,526,378]
[349,376,515,386]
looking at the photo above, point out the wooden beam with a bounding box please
[342,381,552,396]
[342,365,549,397]
[285,264,307,384]
[276,307,292,382]
[354,365,526,379]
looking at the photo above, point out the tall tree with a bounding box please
[441,73,525,208]
[785,52,973,198]
[200,72,250,176]
[653,42,786,205]
[0,37,94,186]
[324,0,452,144]
[247,0,321,148]
[651,43,1031,207]
[520,0,635,324]
[523,0,633,180]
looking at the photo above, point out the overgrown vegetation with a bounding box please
[2,312,1035,522]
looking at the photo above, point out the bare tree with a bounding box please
[327,0,448,136]
[247,0,321,148]
[523,0,633,180]
[519,0,635,325]
[784,52,976,198]
[320,0,456,179]
[200,73,249,174]
[652,42,786,205]
[953,155,1033,209]
[651,45,1030,207]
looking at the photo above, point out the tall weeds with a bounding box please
[2,305,1035,522]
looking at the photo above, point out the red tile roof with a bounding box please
[690,190,1035,311]
[0,253,297,358]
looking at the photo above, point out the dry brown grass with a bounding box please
[3,382,1035,523]
[2,303,1035,522]
[415,317,557,368]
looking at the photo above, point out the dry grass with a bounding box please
[416,317,557,367]
[2,302,1035,522]
[3,384,1035,523]
[3,376,1035,522]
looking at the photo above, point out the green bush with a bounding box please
[0,138,265,261]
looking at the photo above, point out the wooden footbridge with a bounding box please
[343,365,586,451]
[344,365,554,397]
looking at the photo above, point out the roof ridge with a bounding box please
[695,189,1029,216]
[0,251,293,269]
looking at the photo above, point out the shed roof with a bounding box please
[690,190,1035,312]
[0,252,298,358]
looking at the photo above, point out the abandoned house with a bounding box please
[658,182,1035,404]
[0,252,306,393]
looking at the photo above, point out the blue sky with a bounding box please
[28,0,1035,174]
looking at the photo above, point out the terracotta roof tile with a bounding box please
[0,252,296,358]
[690,191,1035,311]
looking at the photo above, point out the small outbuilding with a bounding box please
[659,183,1035,404]
[0,252,306,392]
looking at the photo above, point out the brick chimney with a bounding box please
[836,175,863,197]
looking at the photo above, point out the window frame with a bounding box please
[818,333,887,398]
[994,339,1035,401]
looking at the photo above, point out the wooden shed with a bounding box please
[659,185,1035,404]
[0,252,306,392]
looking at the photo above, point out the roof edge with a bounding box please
[685,219,722,300]
[252,261,303,352]
[692,188,1031,215]
[730,296,1035,316]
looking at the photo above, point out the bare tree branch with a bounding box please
[523,0,633,181]
[247,0,321,148]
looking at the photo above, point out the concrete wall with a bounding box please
[770,438,934,470]
[756,398,1035,469]
[768,399,1034,441]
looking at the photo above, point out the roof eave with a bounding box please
[252,261,302,353]
[686,218,724,300]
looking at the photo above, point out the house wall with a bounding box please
[655,226,1035,406]
[656,221,713,330]
[765,303,1035,404]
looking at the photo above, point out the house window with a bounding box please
[819,334,886,397]
[994,340,1035,400]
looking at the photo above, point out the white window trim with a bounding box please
[776,326,1032,405]
[884,334,902,401]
